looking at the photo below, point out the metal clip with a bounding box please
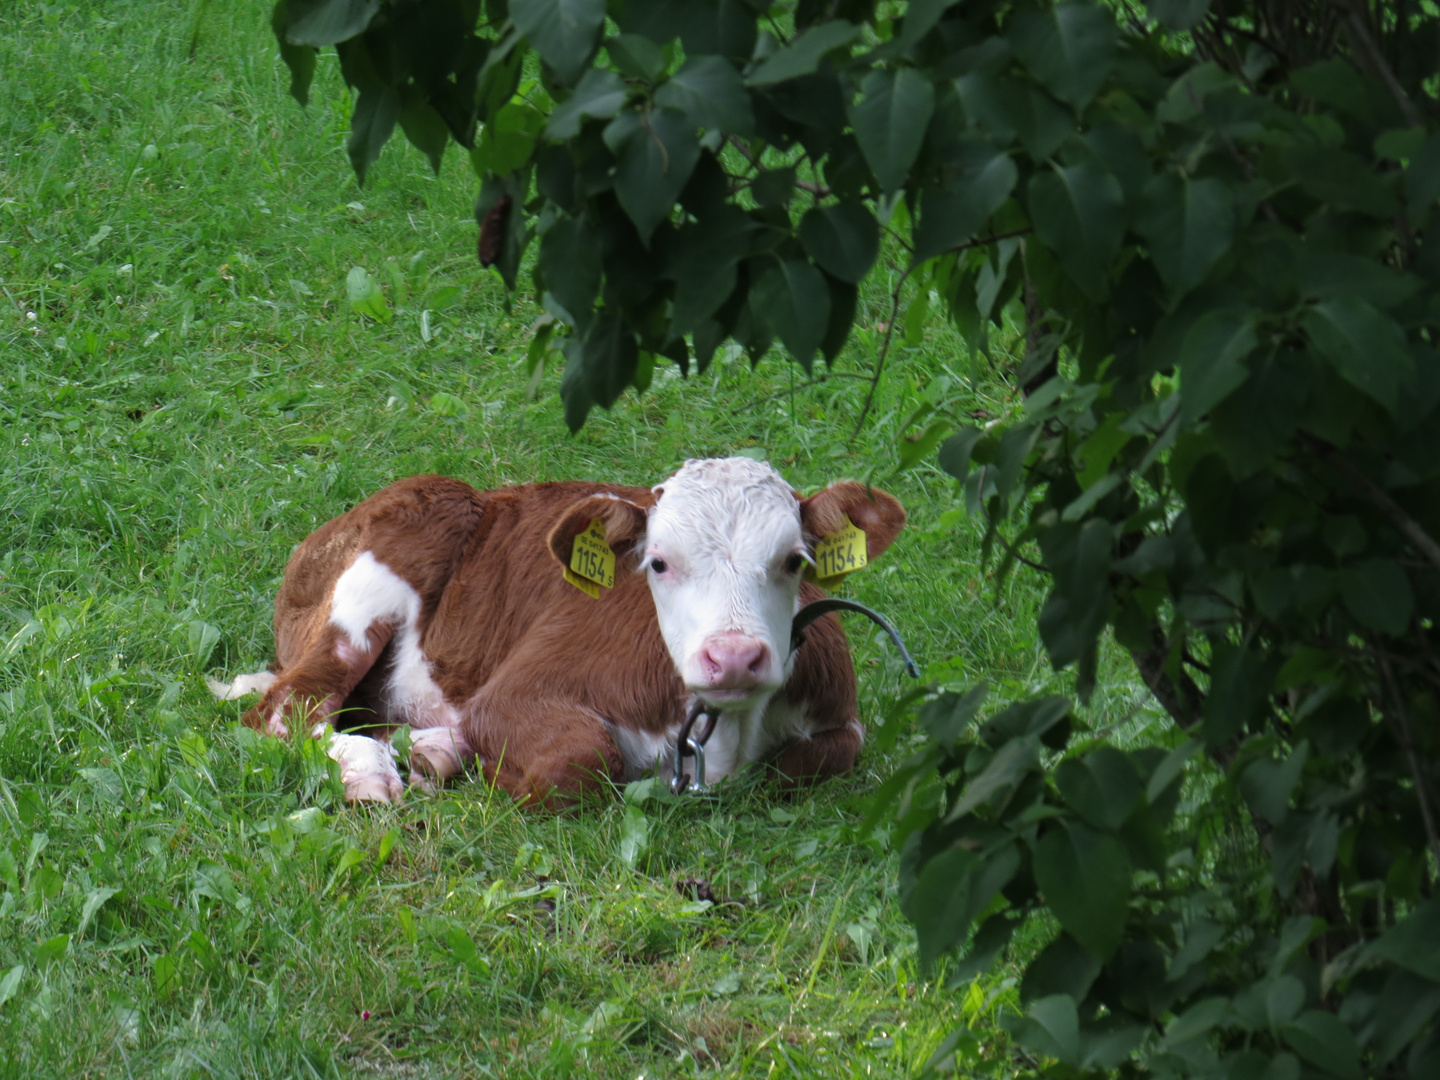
[671,702,719,796]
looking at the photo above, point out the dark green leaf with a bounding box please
[581,314,639,408]
[1021,932,1102,1003]
[1014,994,1081,1066]
[938,427,985,484]
[1027,163,1125,300]
[1007,2,1117,111]
[1201,642,1274,746]
[606,33,667,82]
[819,273,857,363]
[798,203,879,284]
[1136,174,1236,298]
[915,147,1017,261]
[1238,743,1309,826]
[745,20,861,86]
[848,68,935,193]
[947,911,1018,985]
[511,0,605,84]
[665,207,755,333]
[472,101,540,176]
[1032,822,1131,959]
[539,215,601,331]
[348,84,401,187]
[603,107,701,243]
[1179,308,1257,424]
[398,92,450,174]
[918,688,988,748]
[751,258,830,369]
[1055,748,1141,832]
[1370,899,1440,982]
[545,68,629,141]
[285,0,380,47]
[655,56,755,134]
[947,734,1040,820]
[955,72,1073,161]
[1301,298,1412,417]
[1340,558,1414,637]
[1281,1011,1362,1080]
[271,1,318,105]
[910,843,1020,970]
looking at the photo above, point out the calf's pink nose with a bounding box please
[698,633,769,688]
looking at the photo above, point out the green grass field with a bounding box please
[0,2,1159,1075]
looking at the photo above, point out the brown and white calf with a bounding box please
[212,457,906,805]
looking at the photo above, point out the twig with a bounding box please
[851,263,916,439]
[735,372,870,413]
[1332,0,1424,127]
[726,136,830,197]
[1377,653,1440,871]
[1302,434,1440,573]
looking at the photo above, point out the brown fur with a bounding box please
[242,474,905,805]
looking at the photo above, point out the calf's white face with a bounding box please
[546,457,906,712]
[642,458,808,707]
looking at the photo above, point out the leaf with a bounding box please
[1179,308,1257,424]
[938,427,985,484]
[397,92,450,174]
[1032,822,1131,959]
[745,20,861,86]
[1027,163,1125,300]
[1150,0,1212,31]
[915,148,1017,261]
[848,67,935,193]
[918,685,988,747]
[0,965,23,1010]
[947,734,1041,821]
[546,68,629,141]
[539,214,601,330]
[665,207,755,333]
[284,0,380,47]
[1301,297,1412,417]
[348,82,401,187]
[271,1,318,105]
[34,934,69,969]
[77,886,119,937]
[655,56,755,135]
[1007,1,1117,111]
[751,259,831,369]
[377,828,400,865]
[1369,899,1440,982]
[472,101,541,176]
[1340,558,1414,637]
[604,107,701,243]
[620,801,649,869]
[607,33,667,81]
[798,203,879,284]
[346,266,393,324]
[1054,748,1141,832]
[908,843,1020,969]
[1281,1010,1362,1080]
[580,315,640,409]
[1022,994,1081,1066]
[511,0,606,84]
[1136,174,1236,298]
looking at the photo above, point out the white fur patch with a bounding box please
[328,551,461,730]
[206,670,278,700]
[329,551,421,652]
[327,732,404,804]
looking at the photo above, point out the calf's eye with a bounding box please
[785,553,805,574]
[649,558,668,574]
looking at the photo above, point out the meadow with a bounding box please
[0,2,1161,1075]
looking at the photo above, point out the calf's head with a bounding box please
[548,458,905,709]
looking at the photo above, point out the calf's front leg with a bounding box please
[771,719,863,786]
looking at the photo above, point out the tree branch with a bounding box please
[1332,0,1424,127]
[850,263,915,439]
[1304,434,1440,572]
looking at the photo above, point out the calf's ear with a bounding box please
[799,482,906,560]
[547,495,650,567]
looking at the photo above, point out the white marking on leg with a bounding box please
[327,732,404,804]
[328,551,421,651]
[207,671,278,700]
[327,551,460,729]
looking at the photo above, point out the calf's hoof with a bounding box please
[326,732,405,804]
[408,727,468,789]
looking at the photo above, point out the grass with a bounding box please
[0,1,1162,1075]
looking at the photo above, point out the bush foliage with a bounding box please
[269,0,1440,1074]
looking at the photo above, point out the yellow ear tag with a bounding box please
[807,515,868,588]
[566,517,616,598]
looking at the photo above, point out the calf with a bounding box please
[214,457,906,805]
